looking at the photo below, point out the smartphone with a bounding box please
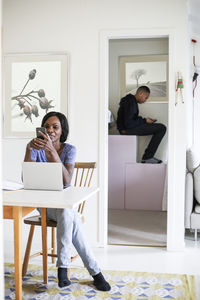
[152,119,157,123]
[36,127,46,139]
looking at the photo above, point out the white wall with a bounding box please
[109,38,168,162]
[3,0,189,257]
[186,0,200,165]
[191,37,200,150]
[0,0,5,296]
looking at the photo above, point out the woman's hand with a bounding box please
[28,137,46,151]
[36,130,60,162]
[27,131,57,154]
[25,137,45,155]
[34,131,54,151]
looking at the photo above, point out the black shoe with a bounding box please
[92,272,111,291]
[141,157,162,164]
[58,267,71,288]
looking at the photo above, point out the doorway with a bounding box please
[98,28,184,251]
[108,37,168,246]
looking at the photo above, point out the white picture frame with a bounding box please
[120,55,168,102]
[3,53,69,137]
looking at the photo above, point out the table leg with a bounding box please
[13,206,22,300]
[41,208,48,283]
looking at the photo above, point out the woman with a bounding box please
[24,111,110,291]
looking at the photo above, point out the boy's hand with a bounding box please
[146,118,157,123]
[151,118,157,123]
[146,117,154,123]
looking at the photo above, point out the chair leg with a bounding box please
[51,227,56,263]
[67,268,70,279]
[194,229,198,241]
[71,254,79,262]
[22,225,35,277]
[41,208,48,284]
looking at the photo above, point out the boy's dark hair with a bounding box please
[41,111,69,142]
[136,86,150,94]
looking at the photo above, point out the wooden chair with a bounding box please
[22,162,96,281]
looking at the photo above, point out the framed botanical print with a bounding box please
[3,53,69,137]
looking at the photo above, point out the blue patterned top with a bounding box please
[31,143,76,165]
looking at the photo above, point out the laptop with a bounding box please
[22,162,63,191]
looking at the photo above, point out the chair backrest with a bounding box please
[73,162,96,214]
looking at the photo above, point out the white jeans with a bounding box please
[44,208,100,276]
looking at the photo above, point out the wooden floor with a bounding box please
[108,209,167,246]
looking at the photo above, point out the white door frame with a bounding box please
[98,28,185,251]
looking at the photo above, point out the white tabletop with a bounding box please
[3,186,99,209]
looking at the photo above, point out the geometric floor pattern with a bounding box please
[4,263,195,299]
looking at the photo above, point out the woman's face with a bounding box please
[43,116,62,143]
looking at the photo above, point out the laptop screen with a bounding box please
[22,162,63,191]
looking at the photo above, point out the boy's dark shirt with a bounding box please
[117,94,146,131]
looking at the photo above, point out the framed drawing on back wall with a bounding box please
[3,53,69,137]
[119,55,168,102]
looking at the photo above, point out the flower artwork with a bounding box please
[12,69,55,122]
[4,54,68,137]
[4,54,69,137]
